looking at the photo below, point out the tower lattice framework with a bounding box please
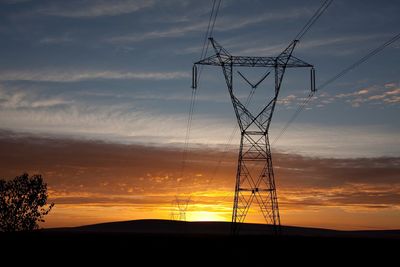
[192,38,315,234]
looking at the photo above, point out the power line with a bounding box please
[268,0,334,145]
[180,86,197,178]
[318,32,400,91]
[197,0,222,86]
[272,32,400,145]
[199,0,217,61]
[209,0,222,38]
[179,0,223,190]
[295,0,333,41]
[271,93,313,145]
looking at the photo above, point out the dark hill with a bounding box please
[46,219,400,239]
[1,220,398,264]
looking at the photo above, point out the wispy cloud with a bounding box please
[272,122,400,158]
[235,42,286,56]
[336,88,370,98]
[1,0,31,4]
[299,34,388,51]
[108,7,312,44]
[0,87,234,147]
[276,94,297,106]
[0,87,399,158]
[0,90,72,109]
[38,0,154,18]
[107,21,207,44]
[278,83,400,109]
[239,34,392,56]
[334,85,400,107]
[216,7,312,32]
[39,33,74,45]
[368,88,400,104]
[0,69,189,82]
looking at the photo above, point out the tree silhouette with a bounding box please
[0,173,54,232]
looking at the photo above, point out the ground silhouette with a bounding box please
[0,219,398,264]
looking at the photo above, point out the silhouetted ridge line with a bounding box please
[43,220,400,239]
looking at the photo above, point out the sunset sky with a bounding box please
[0,0,399,230]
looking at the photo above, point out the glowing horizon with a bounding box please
[1,134,394,231]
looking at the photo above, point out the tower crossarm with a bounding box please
[195,37,312,68]
[195,54,312,68]
[195,55,275,67]
[194,54,313,68]
[278,55,313,68]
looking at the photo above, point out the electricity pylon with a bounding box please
[170,196,191,221]
[192,38,315,234]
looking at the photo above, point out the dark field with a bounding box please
[1,220,398,264]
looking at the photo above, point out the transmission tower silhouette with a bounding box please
[170,196,191,221]
[192,38,315,234]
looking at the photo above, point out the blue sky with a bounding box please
[0,0,399,158]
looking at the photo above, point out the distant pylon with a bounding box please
[170,196,191,221]
[192,38,315,234]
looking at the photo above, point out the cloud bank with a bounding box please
[0,132,399,229]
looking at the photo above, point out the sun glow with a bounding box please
[187,211,226,222]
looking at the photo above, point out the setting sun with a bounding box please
[187,211,227,222]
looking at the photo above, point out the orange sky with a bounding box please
[0,131,399,230]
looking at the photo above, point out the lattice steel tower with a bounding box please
[192,38,315,234]
[170,196,190,221]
